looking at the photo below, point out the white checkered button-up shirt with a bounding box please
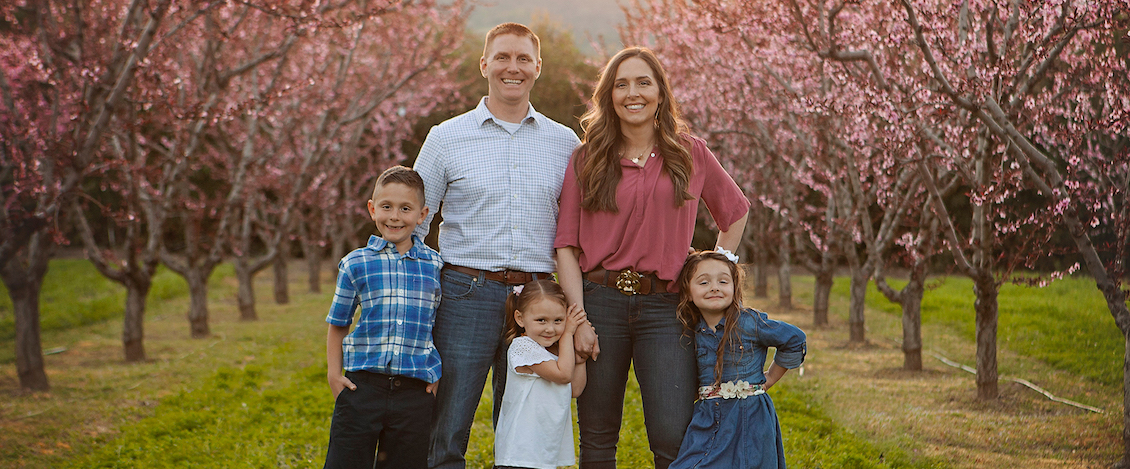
[326,235,444,383]
[414,97,580,273]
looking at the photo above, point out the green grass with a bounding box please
[40,261,941,468]
[776,379,948,468]
[70,361,941,468]
[0,259,232,346]
[69,355,330,468]
[29,259,1125,467]
[831,275,1124,387]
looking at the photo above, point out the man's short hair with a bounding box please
[372,165,426,205]
[483,22,540,60]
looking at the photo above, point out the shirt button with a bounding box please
[397,320,403,325]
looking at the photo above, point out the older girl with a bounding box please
[671,251,806,469]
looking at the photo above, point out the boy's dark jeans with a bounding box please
[324,371,434,469]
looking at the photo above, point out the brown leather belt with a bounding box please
[586,268,669,295]
[443,265,552,285]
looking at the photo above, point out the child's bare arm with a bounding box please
[764,362,789,390]
[326,324,356,397]
[529,305,587,384]
[571,361,587,397]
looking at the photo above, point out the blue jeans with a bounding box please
[428,269,512,469]
[577,280,697,469]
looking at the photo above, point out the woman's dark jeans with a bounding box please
[577,280,696,469]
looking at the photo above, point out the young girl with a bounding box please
[670,251,807,469]
[494,279,588,469]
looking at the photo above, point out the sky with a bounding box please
[465,0,628,54]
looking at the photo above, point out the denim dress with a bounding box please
[670,308,807,469]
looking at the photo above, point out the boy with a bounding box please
[324,165,443,469]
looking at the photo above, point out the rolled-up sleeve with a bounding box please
[744,309,806,369]
[695,139,750,230]
[412,128,448,239]
[553,153,583,249]
[325,259,360,327]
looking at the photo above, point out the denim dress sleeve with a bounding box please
[740,308,807,369]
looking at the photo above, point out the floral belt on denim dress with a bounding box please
[697,380,765,400]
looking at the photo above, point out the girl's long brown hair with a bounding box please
[503,279,568,342]
[676,251,745,387]
[575,47,695,213]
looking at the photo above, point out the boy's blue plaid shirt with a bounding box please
[326,235,444,383]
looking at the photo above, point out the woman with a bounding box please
[555,47,750,469]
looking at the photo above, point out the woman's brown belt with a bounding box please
[585,268,669,295]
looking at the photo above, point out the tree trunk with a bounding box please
[1122,337,1130,469]
[972,273,999,399]
[1,240,51,391]
[813,269,833,327]
[848,269,868,343]
[305,239,322,294]
[273,252,289,304]
[900,275,924,371]
[753,240,768,298]
[327,214,348,286]
[776,222,792,309]
[235,258,257,321]
[186,268,211,338]
[122,275,151,362]
[330,232,348,283]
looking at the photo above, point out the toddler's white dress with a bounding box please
[494,336,575,469]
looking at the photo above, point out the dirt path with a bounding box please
[745,284,1122,468]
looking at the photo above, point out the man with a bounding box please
[413,22,583,469]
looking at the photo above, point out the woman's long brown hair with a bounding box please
[676,251,745,387]
[575,47,695,213]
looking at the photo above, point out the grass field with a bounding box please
[0,259,225,350]
[832,275,1123,387]
[0,260,1122,468]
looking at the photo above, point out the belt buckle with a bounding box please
[614,269,642,295]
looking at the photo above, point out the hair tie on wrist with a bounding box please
[714,246,739,263]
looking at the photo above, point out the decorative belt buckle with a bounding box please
[615,269,642,295]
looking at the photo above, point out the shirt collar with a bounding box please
[366,234,423,259]
[473,96,541,129]
[698,315,728,333]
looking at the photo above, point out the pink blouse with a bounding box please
[554,135,750,292]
